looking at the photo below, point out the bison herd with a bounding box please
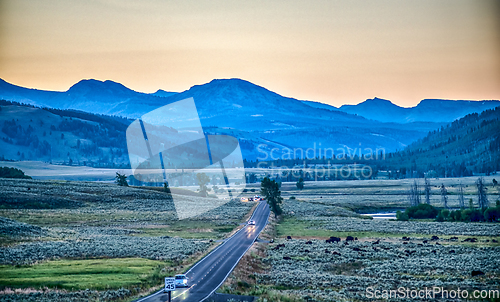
[275,234,489,278]
[325,236,358,244]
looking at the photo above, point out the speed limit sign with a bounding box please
[164,277,175,292]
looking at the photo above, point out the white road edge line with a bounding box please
[173,201,268,301]
[133,201,265,302]
[199,202,270,302]
[183,201,262,275]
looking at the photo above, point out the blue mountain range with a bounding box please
[1,77,498,159]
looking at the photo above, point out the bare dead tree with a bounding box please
[414,180,421,205]
[424,177,431,205]
[476,177,489,209]
[408,180,421,207]
[458,182,465,209]
[407,186,415,207]
[440,183,448,209]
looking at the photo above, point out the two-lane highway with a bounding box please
[136,200,270,302]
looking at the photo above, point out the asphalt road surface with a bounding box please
[135,200,270,302]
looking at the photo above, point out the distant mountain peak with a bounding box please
[194,78,266,91]
[339,97,400,110]
[208,78,253,85]
[67,79,134,94]
[362,97,397,106]
[338,97,500,123]
[151,89,177,98]
[183,78,286,104]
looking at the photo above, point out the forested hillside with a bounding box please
[0,100,131,167]
[378,106,500,177]
[1,78,448,157]
[244,106,500,180]
[2,99,498,177]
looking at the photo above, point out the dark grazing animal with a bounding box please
[471,270,485,277]
[273,243,286,250]
[463,237,478,243]
[326,237,341,243]
[346,236,355,242]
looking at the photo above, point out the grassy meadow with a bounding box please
[220,176,500,301]
[0,178,257,301]
[1,175,499,301]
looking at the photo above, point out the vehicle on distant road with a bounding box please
[174,274,189,287]
[248,220,256,225]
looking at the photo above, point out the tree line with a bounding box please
[398,177,499,222]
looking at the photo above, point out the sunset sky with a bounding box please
[1,0,499,107]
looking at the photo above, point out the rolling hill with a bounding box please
[0,78,449,159]
[336,97,500,123]
[377,106,500,177]
[3,77,496,163]
[0,100,131,167]
[301,97,500,124]
[0,78,166,118]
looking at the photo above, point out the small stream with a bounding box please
[360,212,397,220]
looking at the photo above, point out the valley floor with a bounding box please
[219,177,500,301]
[0,176,499,301]
[0,178,255,301]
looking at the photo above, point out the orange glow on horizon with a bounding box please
[1,0,499,107]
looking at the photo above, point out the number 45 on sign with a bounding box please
[164,277,175,292]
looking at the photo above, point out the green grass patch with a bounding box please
[276,217,500,246]
[0,258,167,291]
[132,221,236,239]
[276,217,500,242]
[276,217,400,238]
